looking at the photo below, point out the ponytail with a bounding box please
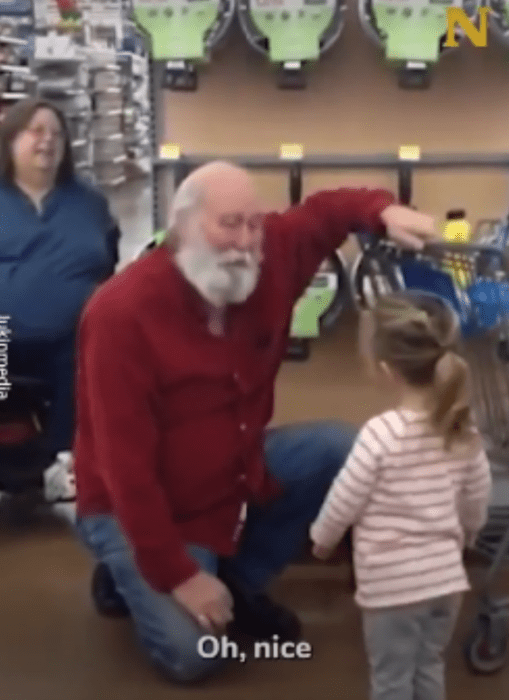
[367,292,483,453]
[431,350,478,452]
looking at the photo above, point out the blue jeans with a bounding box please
[75,420,356,683]
[362,594,463,700]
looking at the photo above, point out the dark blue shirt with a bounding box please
[0,176,120,341]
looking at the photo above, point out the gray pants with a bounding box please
[361,594,463,700]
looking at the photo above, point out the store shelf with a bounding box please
[89,63,120,72]
[34,57,84,65]
[0,91,28,98]
[95,154,127,164]
[97,175,126,186]
[117,44,150,181]
[31,33,94,180]
[38,86,87,94]
[67,110,91,118]
[0,36,27,46]
[0,63,30,72]
[0,13,38,108]
[1,10,151,185]
[95,108,123,116]
[92,86,122,93]
[93,131,123,140]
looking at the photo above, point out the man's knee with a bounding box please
[306,421,357,484]
[317,421,357,459]
[149,637,229,684]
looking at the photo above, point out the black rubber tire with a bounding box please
[351,249,404,310]
[285,338,311,361]
[498,339,509,363]
[464,616,508,675]
[319,252,350,330]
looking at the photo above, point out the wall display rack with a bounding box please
[86,45,128,187]
[31,32,95,180]
[29,0,151,185]
[118,42,151,176]
[0,2,37,121]
[129,0,235,91]
[152,151,509,231]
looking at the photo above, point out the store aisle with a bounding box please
[106,177,153,264]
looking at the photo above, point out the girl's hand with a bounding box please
[312,543,335,560]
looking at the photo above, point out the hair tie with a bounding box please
[435,349,454,376]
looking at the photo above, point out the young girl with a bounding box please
[310,291,492,700]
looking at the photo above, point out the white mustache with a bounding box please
[218,253,257,268]
[175,242,261,307]
[220,259,249,269]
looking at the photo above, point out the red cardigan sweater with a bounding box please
[73,187,395,592]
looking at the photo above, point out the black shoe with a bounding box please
[91,563,130,618]
[220,573,301,642]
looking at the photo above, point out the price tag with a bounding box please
[159,143,181,159]
[398,145,421,161]
[279,143,304,160]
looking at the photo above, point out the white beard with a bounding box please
[175,238,261,308]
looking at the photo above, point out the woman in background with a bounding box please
[0,98,120,515]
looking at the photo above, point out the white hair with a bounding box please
[166,160,250,245]
[166,177,205,245]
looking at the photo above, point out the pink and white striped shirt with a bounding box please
[310,408,492,609]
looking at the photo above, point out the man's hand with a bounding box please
[380,204,438,250]
[311,543,336,561]
[172,571,234,632]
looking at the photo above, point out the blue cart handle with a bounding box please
[421,242,505,259]
[356,231,506,262]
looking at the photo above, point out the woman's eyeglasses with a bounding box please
[25,126,65,141]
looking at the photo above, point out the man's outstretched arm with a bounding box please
[265,189,435,300]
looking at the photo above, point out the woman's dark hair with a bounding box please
[0,98,74,184]
[360,291,480,452]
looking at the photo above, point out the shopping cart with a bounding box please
[475,217,509,251]
[351,233,509,674]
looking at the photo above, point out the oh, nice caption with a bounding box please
[197,634,313,663]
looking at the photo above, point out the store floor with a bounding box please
[0,180,507,699]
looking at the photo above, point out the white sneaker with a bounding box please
[50,500,77,524]
[43,452,77,524]
[43,451,76,503]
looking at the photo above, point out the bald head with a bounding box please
[170,160,265,307]
[186,160,256,197]
[168,161,260,245]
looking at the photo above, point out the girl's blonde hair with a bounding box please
[361,292,479,452]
